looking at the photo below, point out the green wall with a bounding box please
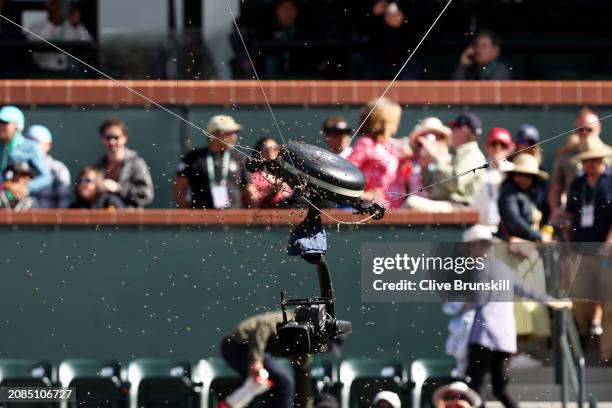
[21,105,612,208]
[0,224,464,364]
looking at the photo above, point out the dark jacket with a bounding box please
[96,148,154,208]
[453,60,511,80]
[70,193,126,209]
[497,179,542,242]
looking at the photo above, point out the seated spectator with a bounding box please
[174,115,250,209]
[405,113,486,211]
[322,116,353,158]
[95,118,154,208]
[453,30,511,80]
[26,0,92,73]
[512,124,541,162]
[372,391,401,408]
[0,161,37,210]
[347,97,406,207]
[472,127,514,232]
[548,107,611,226]
[25,125,71,208]
[0,105,52,200]
[498,153,551,243]
[70,166,125,209]
[246,137,292,208]
[432,382,481,408]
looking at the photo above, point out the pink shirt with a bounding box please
[347,136,405,207]
[250,171,293,208]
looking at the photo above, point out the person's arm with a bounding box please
[246,321,275,371]
[498,188,542,241]
[119,157,154,207]
[173,176,191,208]
[27,143,52,193]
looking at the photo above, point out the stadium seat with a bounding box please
[193,358,242,408]
[0,359,54,408]
[409,358,456,408]
[125,358,194,408]
[57,358,123,408]
[338,359,407,408]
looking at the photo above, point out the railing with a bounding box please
[554,308,588,408]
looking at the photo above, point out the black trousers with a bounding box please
[466,343,518,408]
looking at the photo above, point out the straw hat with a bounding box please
[462,224,493,243]
[505,153,548,180]
[432,382,481,408]
[573,137,612,162]
[409,117,452,148]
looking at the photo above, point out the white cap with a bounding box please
[462,224,493,243]
[432,382,481,407]
[207,115,242,134]
[372,391,401,408]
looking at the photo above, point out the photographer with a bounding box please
[221,311,313,408]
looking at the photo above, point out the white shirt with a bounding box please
[26,19,92,71]
[473,160,514,231]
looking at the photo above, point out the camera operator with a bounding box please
[221,311,313,408]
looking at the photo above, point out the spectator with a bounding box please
[322,116,353,158]
[405,113,486,211]
[453,30,511,80]
[26,0,92,73]
[432,382,481,408]
[95,118,154,208]
[548,107,610,225]
[473,127,514,231]
[347,97,405,206]
[25,125,71,208]
[462,225,571,408]
[0,161,37,210]
[246,137,292,208]
[372,391,401,408]
[498,153,550,242]
[0,105,51,200]
[565,138,612,362]
[404,117,452,200]
[174,115,250,209]
[70,166,125,209]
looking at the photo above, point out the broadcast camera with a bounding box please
[245,142,386,355]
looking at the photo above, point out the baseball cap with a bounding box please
[516,124,540,144]
[486,127,513,146]
[0,106,25,132]
[432,382,482,408]
[25,125,53,144]
[372,391,401,408]
[207,115,242,134]
[322,116,352,135]
[450,112,482,137]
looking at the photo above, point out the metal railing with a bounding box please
[554,308,588,408]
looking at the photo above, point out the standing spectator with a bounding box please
[26,0,92,73]
[0,161,37,210]
[95,118,154,208]
[321,116,353,158]
[25,125,71,208]
[70,166,125,209]
[174,115,250,209]
[548,108,610,225]
[246,137,292,208]
[405,113,486,211]
[453,30,511,80]
[0,106,51,200]
[473,128,514,234]
[347,97,405,206]
[462,225,571,408]
[565,138,612,362]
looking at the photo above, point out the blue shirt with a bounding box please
[0,133,52,193]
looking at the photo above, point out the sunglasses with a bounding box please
[577,127,593,133]
[79,177,95,184]
[102,134,122,141]
[488,141,510,148]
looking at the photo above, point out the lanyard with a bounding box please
[1,136,18,172]
[206,151,230,186]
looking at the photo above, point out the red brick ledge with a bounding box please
[2,80,611,106]
[0,209,479,226]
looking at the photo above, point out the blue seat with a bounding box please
[58,358,123,408]
[409,358,456,408]
[339,359,407,408]
[126,358,193,408]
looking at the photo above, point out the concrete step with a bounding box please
[480,383,612,403]
[509,366,612,385]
